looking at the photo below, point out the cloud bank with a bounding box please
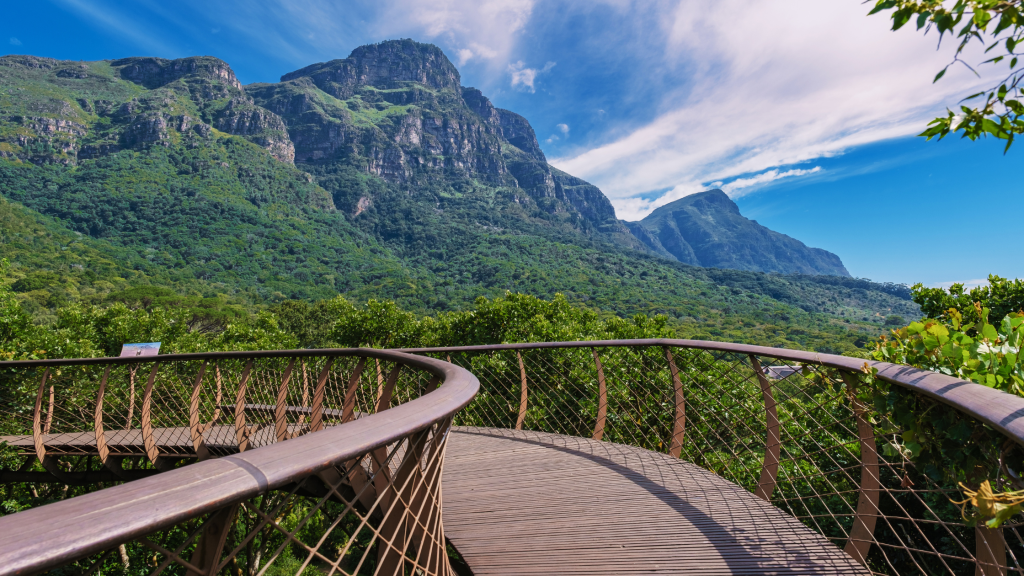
[50,0,1006,225]
[550,1,1002,220]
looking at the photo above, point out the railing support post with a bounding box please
[377,428,431,576]
[274,359,296,442]
[233,360,254,451]
[188,362,211,461]
[839,371,880,567]
[977,526,1007,576]
[142,363,173,471]
[749,355,780,501]
[664,347,685,457]
[309,357,334,433]
[185,503,238,576]
[515,351,528,430]
[592,349,607,441]
[32,368,69,482]
[341,358,367,424]
[94,366,128,479]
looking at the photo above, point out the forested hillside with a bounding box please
[0,42,921,355]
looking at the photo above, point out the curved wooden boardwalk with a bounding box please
[1,426,870,574]
[442,427,868,576]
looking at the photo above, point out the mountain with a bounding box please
[0,41,918,353]
[626,190,849,276]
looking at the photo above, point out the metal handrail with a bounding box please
[2,339,1022,575]
[407,338,1024,575]
[0,348,479,575]
[403,338,1024,448]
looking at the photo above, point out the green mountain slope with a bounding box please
[0,43,920,354]
[627,190,849,275]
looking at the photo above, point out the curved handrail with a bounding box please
[0,348,479,575]
[407,338,1024,575]
[403,338,1024,447]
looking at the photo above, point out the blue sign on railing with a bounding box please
[119,342,161,357]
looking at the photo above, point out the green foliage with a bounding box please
[0,260,31,349]
[869,0,1024,150]
[864,279,1024,526]
[875,308,1024,393]
[270,291,674,350]
[911,274,1024,327]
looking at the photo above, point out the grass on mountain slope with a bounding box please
[0,140,914,356]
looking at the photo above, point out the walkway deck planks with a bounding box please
[2,425,873,574]
[442,427,869,575]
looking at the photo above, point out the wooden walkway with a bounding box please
[3,425,870,574]
[442,428,868,575]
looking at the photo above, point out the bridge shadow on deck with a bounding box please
[442,427,868,576]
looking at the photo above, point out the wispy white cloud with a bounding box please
[55,0,180,56]
[9,37,21,46]
[372,0,534,72]
[552,0,1003,220]
[172,0,535,74]
[721,167,823,197]
[556,122,569,134]
[508,60,555,92]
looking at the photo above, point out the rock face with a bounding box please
[0,54,294,164]
[247,40,640,242]
[0,41,847,276]
[281,40,462,98]
[628,190,850,276]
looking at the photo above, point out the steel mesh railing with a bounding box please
[0,349,478,576]
[2,338,1023,575]
[408,340,1024,576]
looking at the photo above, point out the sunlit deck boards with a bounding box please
[442,427,869,576]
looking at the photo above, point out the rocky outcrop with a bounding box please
[496,109,546,163]
[628,190,850,276]
[111,56,243,93]
[213,98,295,163]
[281,39,461,99]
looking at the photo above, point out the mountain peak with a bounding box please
[110,56,242,91]
[650,189,739,216]
[280,39,461,97]
[632,189,849,276]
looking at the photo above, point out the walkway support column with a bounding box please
[840,370,881,567]
[664,346,685,457]
[185,504,239,576]
[188,362,211,461]
[592,349,607,441]
[33,368,69,482]
[233,360,254,452]
[976,526,1007,576]
[515,351,528,430]
[749,355,780,501]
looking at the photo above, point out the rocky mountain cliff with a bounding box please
[626,190,849,276]
[0,38,909,349]
[0,40,844,276]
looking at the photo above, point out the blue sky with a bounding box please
[3,0,1021,286]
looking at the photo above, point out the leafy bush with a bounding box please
[865,280,1024,526]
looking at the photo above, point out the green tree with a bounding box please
[0,260,31,351]
[870,0,1024,150]
[911,275,1024,330]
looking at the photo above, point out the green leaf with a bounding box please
[983,323,999,341]
[934,68,947,83]
[973,9,992,29]
[868,0,897,16]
